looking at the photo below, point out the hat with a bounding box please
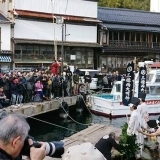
[130,97,140,107]
[138,92,146,100]
[147,120,158,128]
[62,142,106,160]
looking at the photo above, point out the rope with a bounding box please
[57,98,93,126]
[79,94,94,116]
[8,110,78,133]
[27,116,78,133]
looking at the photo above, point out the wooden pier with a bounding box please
[44,124,122,160]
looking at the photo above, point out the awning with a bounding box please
[103,23,160,33]
[13,38,101,48]
[0,56,12,62]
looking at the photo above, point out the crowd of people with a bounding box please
[0,57,125,109]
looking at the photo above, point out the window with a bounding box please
[153,34,157,42]
[89,71,99,78]
[125,32,129,41]
[26,46,33,54]
[40,46,46,54]
[88,51,93,65]
[119,32,124,41]
[76,52,81,64]
[34,46,39,55]
[109,31,113,40]
[46,46,53,54]
[103,33,107,43]
[131,32,135,41]
[155,74,160,82]
[142,33,147,42]
[15,45,21,54]
[149,86,160,95]
[146,74,154,82]
[116,84,121,92]
[113,32,118,40]
[136,33,140,41]
[22,46,27,54]
[15,45,21,59]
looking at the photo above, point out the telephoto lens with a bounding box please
[21,136,64,158]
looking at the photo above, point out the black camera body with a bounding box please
[21,135,64,158]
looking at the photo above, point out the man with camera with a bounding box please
[0,113,46,160]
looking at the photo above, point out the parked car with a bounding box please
[79,69,99,90]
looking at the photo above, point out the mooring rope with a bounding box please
[79,94,94,116]
[57,98,93,126]
[27,116,78,133]
[7,109,78,133]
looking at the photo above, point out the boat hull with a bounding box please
[90,96,160,118]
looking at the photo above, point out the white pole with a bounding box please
[51,0,57,61]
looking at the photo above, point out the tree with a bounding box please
[119,123,141,160]
[99,0,150,11]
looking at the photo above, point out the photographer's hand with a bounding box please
[28,139,46,160]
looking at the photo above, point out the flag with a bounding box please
[122,61,134,106]
[138,65,147,96]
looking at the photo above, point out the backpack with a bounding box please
[33,94,42,102]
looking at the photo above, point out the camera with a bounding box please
[21,135,64,158]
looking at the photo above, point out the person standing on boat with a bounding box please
[95,132,120,160]
[127,97,142,158]
[138,92,149,129]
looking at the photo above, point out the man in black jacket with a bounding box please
[95,132,120,160]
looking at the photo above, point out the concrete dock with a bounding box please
[43,124,122,160]
[1,96,78,117]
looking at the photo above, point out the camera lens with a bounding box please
[45,141,64,158]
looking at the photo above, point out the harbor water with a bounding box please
[27,107,160,141]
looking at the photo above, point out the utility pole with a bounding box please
[61,21,64,75]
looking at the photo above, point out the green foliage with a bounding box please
[119,123,141,160]
[99,0,150,11]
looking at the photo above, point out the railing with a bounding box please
[14,54,54,60]
[108,40,160,48]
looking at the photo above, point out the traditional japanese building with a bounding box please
[0,0,100,70]
[97,7,160,73]
[0,12,12,72]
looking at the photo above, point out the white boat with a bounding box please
[89,63,160,118]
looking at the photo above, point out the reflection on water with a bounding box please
[27,109,160,143]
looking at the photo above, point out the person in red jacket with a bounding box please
[51,60,59,75]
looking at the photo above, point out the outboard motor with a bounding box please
[59,101,69,119]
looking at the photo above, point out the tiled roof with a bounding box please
[11,10,100,23]
[103,23,160,33]
[98,7,160,26]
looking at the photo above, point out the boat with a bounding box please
[88,61,160,118]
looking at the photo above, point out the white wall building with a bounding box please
[0,13,12,71]
[150,0,160,12]
[0,0,100,69]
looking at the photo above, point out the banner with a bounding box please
[138,65,147,96]
[122,61,134,106]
